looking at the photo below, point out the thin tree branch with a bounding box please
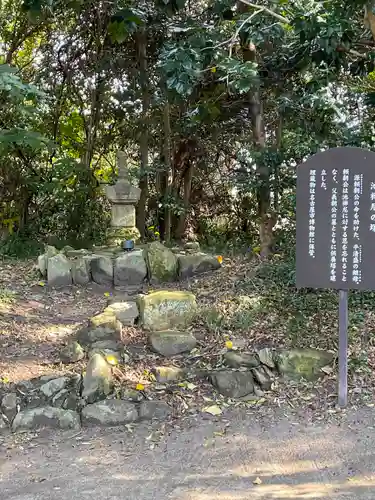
[239,0,290,24]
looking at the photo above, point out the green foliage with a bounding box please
[0,0,374,258]
[109,7,145,44]
[0,233,44,259]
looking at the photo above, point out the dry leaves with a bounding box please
[202,405,222,416]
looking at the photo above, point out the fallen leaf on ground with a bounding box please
[203,405,222,416]
[321,365,333,375]
[136,383,145,391]
[105,354,118,366]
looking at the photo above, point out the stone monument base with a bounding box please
[106,227,141,247]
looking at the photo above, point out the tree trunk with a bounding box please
[250,93,273,259]
[17,186,32,232]
[135,26,150,240]
[238,1,274,258]
[273,113,283,212]
[365,3,375,39]
[163,97,173,243]
[175,162,194,241]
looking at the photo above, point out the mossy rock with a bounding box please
[89,311,117,329]
[106,227,141,246]
[149,330,197,356]
[144,241,178,283]
[82,353,113,404]
[275,348,334,381]
[224,351,260,369]
[178,252,220,280]
[137,290,197,331]
[210,371,255,398]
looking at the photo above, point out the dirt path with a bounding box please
[1,407,375,500]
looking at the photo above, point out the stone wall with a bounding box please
[38,241,221,288]
[0,289,334,434]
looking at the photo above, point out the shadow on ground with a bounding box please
[1,407,375,500]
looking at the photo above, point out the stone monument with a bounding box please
[105,151,141,246]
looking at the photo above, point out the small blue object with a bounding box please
[122,240,134,251]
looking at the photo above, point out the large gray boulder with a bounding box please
[224,351,260,369]
[178,252,221,280]
[104,301,139,326]
[251,366,273,390]
[150,330,197,357]
[81,400,138,426]
[144,241,178,282]
[82,353,113,403]
[77,311,122,345]
[91,256,113,286]
[47,254,72,287]
[137,290,197,331]
[12,407,80,432]
[71,258,90,285]
[258,347,276,369]
[37,245,59,277]
[139,401,171,421]
[114,250,147,286]
[210,371,255,398]
[39,376,70,398]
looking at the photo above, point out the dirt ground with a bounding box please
[1,257,375,499]
[1,406,375,500]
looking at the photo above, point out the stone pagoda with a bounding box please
[105,151,141,246]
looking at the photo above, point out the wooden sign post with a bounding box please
[296,147,375,408]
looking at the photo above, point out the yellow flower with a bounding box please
[105,354,118,366]
[225,340,233,350]
[136,383,145,391]
[217,255,223,264]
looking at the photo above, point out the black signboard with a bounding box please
[296,147,375,290]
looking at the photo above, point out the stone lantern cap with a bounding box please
[105,151,141,205]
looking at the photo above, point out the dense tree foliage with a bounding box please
[1,0,375,255]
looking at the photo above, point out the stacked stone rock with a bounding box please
[0,280,334,434]
[38,241,221,288]
[0,294,175,433]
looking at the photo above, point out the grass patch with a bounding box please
[231,253,375,350]
[194,247,375,356]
